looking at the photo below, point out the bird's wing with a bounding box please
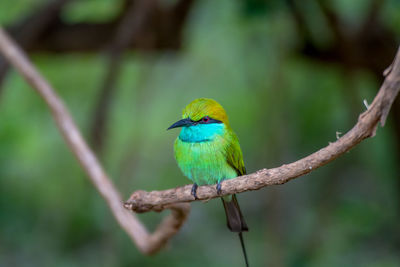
[226,131,246,176]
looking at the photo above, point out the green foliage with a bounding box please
[61,0,124,23]
[0,0,47,25]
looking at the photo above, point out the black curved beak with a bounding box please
[167,118,193,130]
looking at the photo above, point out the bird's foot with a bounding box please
[216,179,225,195]
[191,183,199,200]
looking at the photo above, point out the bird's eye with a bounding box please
[202,116,210,123]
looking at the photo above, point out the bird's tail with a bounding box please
[221,194,249,267]
[221,194,248,232]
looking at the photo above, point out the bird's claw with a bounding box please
[191,183,199,200]
[216,180,223,195]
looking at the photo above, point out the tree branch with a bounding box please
[125,46,400,213]
[0,27,189,255]
[16,0,193,53]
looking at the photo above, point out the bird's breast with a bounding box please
[174,132,237,185]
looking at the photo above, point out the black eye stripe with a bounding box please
[192,116,209,122]
[190,116,222,124]
[189,116,222,124]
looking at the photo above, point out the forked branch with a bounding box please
[125,48,400,213]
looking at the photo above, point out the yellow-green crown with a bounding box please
[182,98,229,125]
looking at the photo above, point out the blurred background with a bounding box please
[0,0,399,266]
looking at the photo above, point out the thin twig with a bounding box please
[124,47,400,213]
[0,27,190,255]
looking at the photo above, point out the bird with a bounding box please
[168,98,249,266]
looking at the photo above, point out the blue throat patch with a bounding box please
[179,123,225,143]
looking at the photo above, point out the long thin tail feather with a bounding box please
[221,194,249,266]
[239,232,249,267]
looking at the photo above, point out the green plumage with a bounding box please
[174,124,245,185]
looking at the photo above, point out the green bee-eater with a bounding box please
[168,98,249,266]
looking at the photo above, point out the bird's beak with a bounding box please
[167,118,193,130]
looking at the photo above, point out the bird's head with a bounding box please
[168,98,230,142]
